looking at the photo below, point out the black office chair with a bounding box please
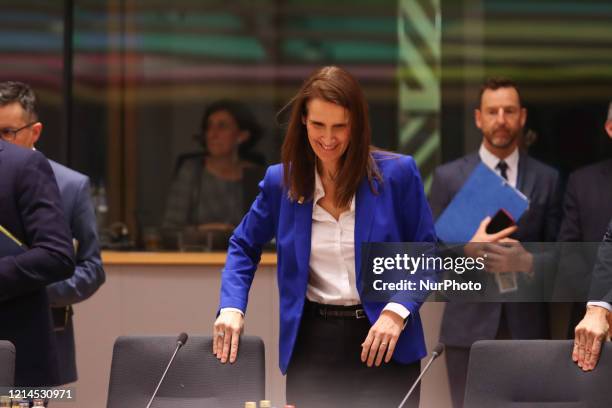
[106,335,265,408]
[0,341,15,386]
[464,340,612,407]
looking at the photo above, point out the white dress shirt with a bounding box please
[307,170,409,319]
[479,144,519,188]
[588,301,611,311]
[306,170,359,305]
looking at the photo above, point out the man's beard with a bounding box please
[484,126,521,149]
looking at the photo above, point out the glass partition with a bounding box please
[0,1,65,161]
[3,0,610,249]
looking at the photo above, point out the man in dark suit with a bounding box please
[571,104,612,371]
[429,78,562,408]
[0,81,105,385]
[558,102,612,334]
[572,219,612,371]
[0,139,74,386]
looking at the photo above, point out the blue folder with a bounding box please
[0,225,26,257]
[435,163,529,243]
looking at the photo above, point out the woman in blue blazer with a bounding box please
[213,66,436,407]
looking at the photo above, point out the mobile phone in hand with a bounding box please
[486,208,516,234]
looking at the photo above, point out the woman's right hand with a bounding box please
[213,310,244,363]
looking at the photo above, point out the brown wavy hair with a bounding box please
[280,66,381,208]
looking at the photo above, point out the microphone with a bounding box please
[145,333,189,408]
[177,332,188,347]
[397,343,445,408]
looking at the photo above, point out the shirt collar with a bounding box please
[313,168,356,212]
[478,143,519,173]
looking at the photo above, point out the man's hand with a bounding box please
[361,310,404,367]
[212,310,244,364]
[464,216,518,259]
[573,305,610,371]
[484,238,534,275]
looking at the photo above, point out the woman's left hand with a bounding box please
[361,310,404,367]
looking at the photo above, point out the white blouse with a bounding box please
[307,170,409,320]
[306,170,360,305]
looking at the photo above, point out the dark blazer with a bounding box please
[46,160,105,384]
[556,159,612,300]
[589,220,612,303]
[0,140,75,386]
[429,151,562,347]
[220,153,436,373]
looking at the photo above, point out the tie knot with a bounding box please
[496,160,509,180]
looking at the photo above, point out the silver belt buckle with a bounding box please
[355,309,366,319]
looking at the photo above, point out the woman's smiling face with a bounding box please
[303,97,351,174]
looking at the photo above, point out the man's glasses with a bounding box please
[0,122,37,141]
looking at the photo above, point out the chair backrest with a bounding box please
[106,335,265,408]
[0,341,15,386]
[464,340,612,408]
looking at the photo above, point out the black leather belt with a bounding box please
[305,300,366,319]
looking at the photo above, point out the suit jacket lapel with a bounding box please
[355,177,379,287]
[517,152,536,199]
[461,152,481,184]
[294,198,313,281]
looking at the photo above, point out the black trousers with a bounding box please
[286,302,420,408]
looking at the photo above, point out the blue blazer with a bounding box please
[47,160,105,307]
[220,153,436,374]
[47,160,105,384]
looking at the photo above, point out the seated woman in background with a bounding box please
[162,99,266,249]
